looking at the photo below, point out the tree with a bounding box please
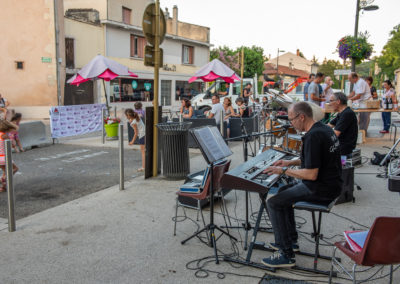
[317,59,345,89]
[210,45,265,78]
[209,46,240,74]
[377,24,400,81]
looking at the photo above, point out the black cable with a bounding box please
[330,212,370,229]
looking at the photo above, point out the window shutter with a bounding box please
[189,46,194,64]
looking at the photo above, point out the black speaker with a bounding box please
[336,166,355,204]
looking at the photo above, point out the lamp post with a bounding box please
[351,0,379,72]
[276,48,285,87]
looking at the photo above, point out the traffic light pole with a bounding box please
[152,0,160,177]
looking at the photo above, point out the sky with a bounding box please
[161,0,399,62]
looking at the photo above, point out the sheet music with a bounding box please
[190,126,232,163]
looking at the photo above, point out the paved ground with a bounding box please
[0,114,398,283]
[0,144,142,219]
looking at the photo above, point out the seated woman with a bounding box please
[180,99,194,118]
[233,97,249,118]
[223,97,234,138]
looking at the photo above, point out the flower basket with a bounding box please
[104,123,119,137]
[104,117,121,138]
[337,34,373,63]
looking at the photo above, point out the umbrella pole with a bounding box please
[102,80,110,113]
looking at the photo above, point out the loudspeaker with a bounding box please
[336,166,355,204]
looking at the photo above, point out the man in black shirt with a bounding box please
[261,102,342,268]
[328,92,358,156]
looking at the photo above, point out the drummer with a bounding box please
[328,92,358,156]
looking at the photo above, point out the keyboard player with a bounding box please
[261,102,342,268]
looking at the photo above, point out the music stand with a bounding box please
[181,126,237,264]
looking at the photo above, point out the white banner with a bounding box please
[50,104,106,138]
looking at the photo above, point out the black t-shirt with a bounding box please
[301,121,343,199]
[329,107,358,156]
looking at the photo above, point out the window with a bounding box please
[16,61,24,69]
[110,78,154,103]
[122,7,131,24]
[130,35,146,58]
[161,80,172,106]
[175,81,204,101]
[182,45,194,64]
[65,38,74,68]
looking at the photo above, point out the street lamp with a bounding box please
[276,48,285,81]
[352,0,379,72]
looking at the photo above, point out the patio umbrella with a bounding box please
[67,54,138,109]
[188,59,240,83]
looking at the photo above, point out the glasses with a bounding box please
[288,113,300,122]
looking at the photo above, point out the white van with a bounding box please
[191,77,259,112]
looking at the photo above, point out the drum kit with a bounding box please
[259,90,324,155]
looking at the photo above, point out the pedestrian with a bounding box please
[0,119,19,192]
[223,97,234,138]
[10,113,24,152]
[303,73,315,101]
[180,99,194,118]
[243,83,253,105]
[348,72,372,132]
[322,76,334,103]
[134,102,145,120]
[234,97,249,117]
[380,80,397,134]
[0,93,10,120]
[365,76,378,100]
[207,95,225,126]
[308,72,325,105]
[125,109,145,172]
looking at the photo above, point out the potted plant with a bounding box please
[104,116,121,138]
[337,33,373,64]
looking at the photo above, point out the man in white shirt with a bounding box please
[348,72,372,131]
[207,94,225,125]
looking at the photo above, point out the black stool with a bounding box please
[293,197,339,275]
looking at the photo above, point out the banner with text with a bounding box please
[50,104,106,138]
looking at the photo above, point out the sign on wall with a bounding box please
[49,104,106,138]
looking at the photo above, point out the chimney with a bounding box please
[164,7,169,19]
[172,5,178,35]
[296,49,300,56]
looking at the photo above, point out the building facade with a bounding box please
[0,0,66,117]
[64,0,211,110]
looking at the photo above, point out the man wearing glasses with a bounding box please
[261,102,342,268]
[328,92,358,156]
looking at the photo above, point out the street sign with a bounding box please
[142,3,166,46]
[144,46,163,67]
[41,57,52,63]
[334,69,351,76]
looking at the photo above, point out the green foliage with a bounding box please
[377,24,400,81]
[355,60,373,77]
[317,60,345,89]
[210,45,265,78]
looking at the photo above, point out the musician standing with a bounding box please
[261,102,342,268]
[328,92,358,156]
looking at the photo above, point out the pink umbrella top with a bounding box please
[188,59,240,83]
[67,55,138,86]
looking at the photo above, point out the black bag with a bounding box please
[371,152,388,166]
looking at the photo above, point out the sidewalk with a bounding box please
[0,127,399,283]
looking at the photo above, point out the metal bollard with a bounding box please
[102,108,106,144]
[220,110,224,134]
[119,124,124,190]
[114,106,117,118]
[5,140,16,232]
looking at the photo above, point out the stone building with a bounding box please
[64,0,211,109]
[0,0,66,118]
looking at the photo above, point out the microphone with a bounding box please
[276,115,289,120]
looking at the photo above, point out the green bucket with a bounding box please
[104,123,119,137]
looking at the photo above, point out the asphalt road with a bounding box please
[0,144,142,219]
